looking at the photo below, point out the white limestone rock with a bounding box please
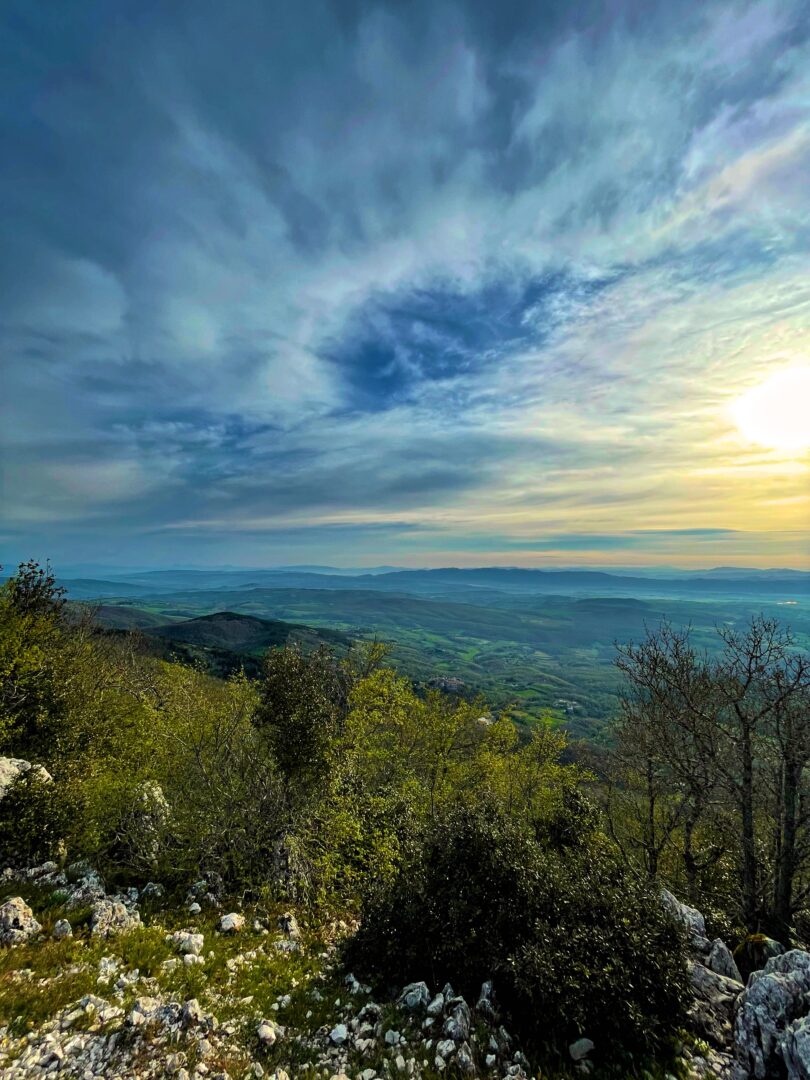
[0,896,42,944]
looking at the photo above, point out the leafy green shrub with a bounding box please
[254,645,350,785]
[347,797,689,1070]
[0,771,73,865]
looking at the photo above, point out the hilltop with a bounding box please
[95,610,353,679]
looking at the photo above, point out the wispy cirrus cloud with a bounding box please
[1,0,809,567]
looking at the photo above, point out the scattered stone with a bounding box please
[456,1042,475,1073]
[399,981,430,1012]
[443,998,471,1042]
[278,912,301,940]
[219,912,245,934]
[127,996,159,1026]
[173,930,205,956]
[0,757,52,800]
[0,897,42,944]
[476,980,497,1021]
[273,938,301,954]
[329,1022,348,1046]
[52,918,72,940]
[257,1021,278,1046]
[140,881,166,903]
[426,992,445,1017]
[182,999,205,1027]
[65,867,106,906]
[90,898,140,937]
[569,1038,595,1061]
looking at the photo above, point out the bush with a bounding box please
[347,797,689,1070]
[254,645,350,786]
[0,771,73,866]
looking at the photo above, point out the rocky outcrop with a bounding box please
[733,950,810,1079]
[662,888,711,954]
[661,889,810,1080]
[0,897,41,944]
[0,757,51,799]
[689,961,743,1048]
[52,918,72,940]
[90,898,141,937]
[708,939,743,984]
[8,862,810,1080]
[663,891,739,1079]
[783,1016,810,1080]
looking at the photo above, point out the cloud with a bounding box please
[1,0,809,567]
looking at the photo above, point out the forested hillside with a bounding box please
[52,563,810,740]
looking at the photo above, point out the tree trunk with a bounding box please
[740,723,758,930]
[645,761,659,880]
[774,757,799,942]
[683,808,699,903]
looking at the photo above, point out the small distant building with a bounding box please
[428,675,466,694]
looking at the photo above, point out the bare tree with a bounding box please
[612,616,810,936]
[611,624,725,899]
[714,619,810,936]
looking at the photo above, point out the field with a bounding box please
[60,566,810,741]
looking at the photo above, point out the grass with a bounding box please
[0,879,704,1080]
[0,881,511,1078]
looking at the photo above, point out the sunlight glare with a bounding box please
[731,366,810,452]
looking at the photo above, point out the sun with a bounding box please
[731,366,810,452]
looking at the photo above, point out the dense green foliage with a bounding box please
[348,797,689,1069]
[255,644,350,784]
[0,562,710,1073]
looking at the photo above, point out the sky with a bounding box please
[1,0,809,571]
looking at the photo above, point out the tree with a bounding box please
[253,644,350,787]
[345,667,485,815]
[0,561,67,754]
[611,624,726,897]
[610,616,810,936]
[5,560,65,617]
[713,618,810,936]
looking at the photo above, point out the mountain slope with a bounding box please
[148,610,350,652]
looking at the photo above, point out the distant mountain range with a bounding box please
[48,564,809,602]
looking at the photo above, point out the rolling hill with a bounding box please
[94,609,353,680]
[148,610,350,652]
